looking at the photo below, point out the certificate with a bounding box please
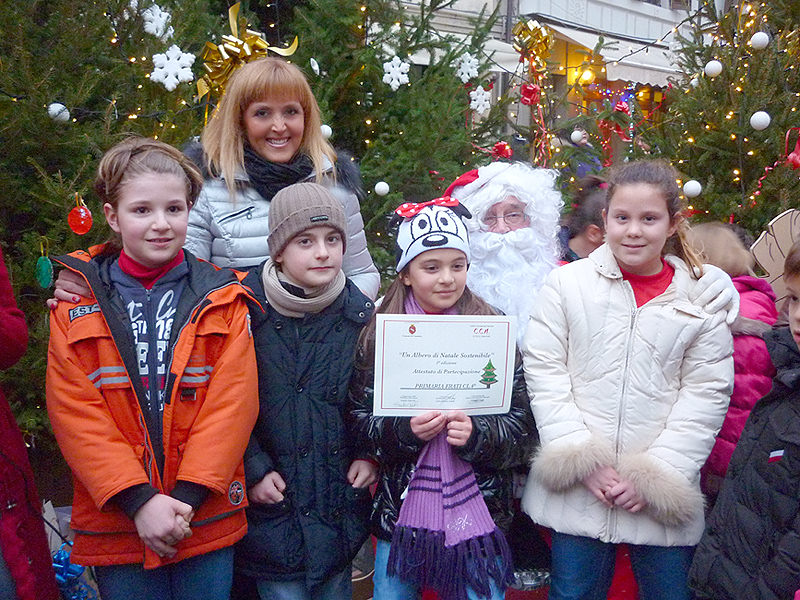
[373,314,517,416]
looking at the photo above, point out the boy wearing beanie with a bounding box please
[235,182,377,599]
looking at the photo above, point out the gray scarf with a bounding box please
[260,258,345,317]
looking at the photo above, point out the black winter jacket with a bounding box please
[689,326,800,600]
[234,270,373,591]
[348,345,537,541]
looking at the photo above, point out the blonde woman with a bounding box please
[185,57,379,298]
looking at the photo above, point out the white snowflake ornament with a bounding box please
[127,1,173,41]
[455,53,479,83]
[142,3,174,41]
[469,86,491,115]
[382,56,410,91]
[150,45,195,91]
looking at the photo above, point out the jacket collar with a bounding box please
[56,244,253,313]
[587,243,702,315]
[765,326,800,389]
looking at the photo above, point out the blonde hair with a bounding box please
[686,222,754,277]
[605,160,705,276]
[201,57,337,200]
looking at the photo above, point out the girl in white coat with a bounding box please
[521,160,733,600]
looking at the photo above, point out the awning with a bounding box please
[546,22,678,87]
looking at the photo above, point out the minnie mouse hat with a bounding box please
[394,198,472,273]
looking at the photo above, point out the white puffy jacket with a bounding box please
[521,244,733,547]
[185,161,380,300]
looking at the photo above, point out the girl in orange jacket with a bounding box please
[46,137,258,600]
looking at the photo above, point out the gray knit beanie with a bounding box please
[268,182,347,256]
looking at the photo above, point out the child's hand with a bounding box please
[445,411,473,447]
[347,459,378,488]
[582,466,621,508]
[174,513,193,541]
[248,471,286,504]
[174,506,194,540]
[606,478,647,513]
[47,269,93,309]
[133,494,194,558]
[410,411,447,442]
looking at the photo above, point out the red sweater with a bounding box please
[0,245,59,600]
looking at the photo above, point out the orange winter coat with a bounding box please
[46,246,259,569]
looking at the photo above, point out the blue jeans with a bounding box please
[94,547,233,600]
[549,532,694,600]
[373,539,505,600]
[255,567,351,600]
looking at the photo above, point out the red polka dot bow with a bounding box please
[394,196,460,218]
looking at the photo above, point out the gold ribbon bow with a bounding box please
[197,3,298,101]
[512,19,553,73]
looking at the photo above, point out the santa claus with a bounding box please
[445,162,563,343]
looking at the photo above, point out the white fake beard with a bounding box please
[468,227,558,344]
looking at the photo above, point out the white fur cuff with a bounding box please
[617,453,704,527]
[532,436,616,492]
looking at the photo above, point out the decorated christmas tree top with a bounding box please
[644,0,800,235]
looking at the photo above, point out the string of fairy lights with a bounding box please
[667,1,800,212]
[5,0,795,205]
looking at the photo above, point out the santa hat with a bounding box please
[445,162,562,231]
[393,198,472,273]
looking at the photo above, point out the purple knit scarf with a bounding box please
[387,432,514,599]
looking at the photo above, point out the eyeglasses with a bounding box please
[483,211,526,227]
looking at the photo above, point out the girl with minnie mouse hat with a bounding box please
[348,198,537,600]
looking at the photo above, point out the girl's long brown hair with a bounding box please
[605,159,704,276]
[356,274,498,368]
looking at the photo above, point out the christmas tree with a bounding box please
[640,0,800,234]
[479,360,497,387]
[0,0,510,438]
[0,0,222,437]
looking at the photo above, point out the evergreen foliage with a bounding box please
[292,0,510,275]
[0,0,508,436]
[639,0,800,234]
[0,1,221,437]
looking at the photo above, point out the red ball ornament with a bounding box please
[68,194,93,235]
